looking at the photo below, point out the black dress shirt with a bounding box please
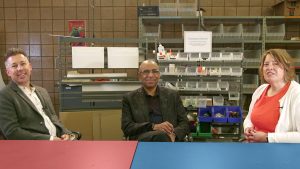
[144,88,162,124]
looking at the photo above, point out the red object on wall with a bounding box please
[68,20,86,46]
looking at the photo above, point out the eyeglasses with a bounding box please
[140,69,160,75]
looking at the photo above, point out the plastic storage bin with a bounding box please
[218,81,229,91]
[244,50,261,59]
[208,82,220,91]
[191,96,199,107]
[243,50,261,68]
[211,52,222,61]
[229,82,241,92]
[213,96,224,106]
[287,50,300,58]
[167,51,179,60]
[220,67,231,76]
[198,107,213,122]
[196,96,207,108]
[176,66,187,74]
[189,53,200,61]
[209,67,221,76]
[186,81,198,90]
[221,52,232,61]
[186,66,198,75]
[243,84,257,94]
[177,52,189,60]
[223,24,243,38]
[227,106,242,123]
[198,82,208,91]
[231,67,243,76]
[159,65,168,74]
[176,81,187,90]
[184,96,191,106]
[206,24,223,39]
[181,96,188,107]
[200,52,211,61]
[159,2,177,16]
[177,0,197,16]
[229,92,240,101]
[266,23,285,40]
[243,24,261,40]
[212,106,227,123]
[142,24,161,39]
[243,74,259,86]
[232,52,243,61]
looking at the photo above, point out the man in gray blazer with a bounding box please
[122,60,189,142]
[0,48,75,140]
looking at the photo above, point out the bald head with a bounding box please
[138,60,160,90]
[139,60,158,72]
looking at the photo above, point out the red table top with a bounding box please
[0,140,137,169]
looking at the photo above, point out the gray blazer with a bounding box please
[0,82,70,140]
[121,87,189,141]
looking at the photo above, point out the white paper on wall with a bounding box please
[184,31,212,53]
[72,47,105,68]
[107,47,139,68]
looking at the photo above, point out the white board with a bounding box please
[107,47,139,68]
[72,47,105,68]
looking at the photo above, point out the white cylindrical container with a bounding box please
[169,64,175,73]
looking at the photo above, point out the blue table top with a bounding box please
[131,142,300,169]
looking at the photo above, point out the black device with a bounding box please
[137,6,159,16]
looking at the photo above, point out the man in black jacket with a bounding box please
[122,60,189,142]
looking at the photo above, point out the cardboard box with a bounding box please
[273,0,300,16]
[60,109,123,140]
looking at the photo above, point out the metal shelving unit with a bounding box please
[139,15,248,141]
[139,15,300,141]
[264,16,300,67]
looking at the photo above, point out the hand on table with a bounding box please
[153,121,176,142]
[244,127,255,142]
[167,132,176,142]
[248,130,268,142]
[153,121,174,134]
[52,134,76,141]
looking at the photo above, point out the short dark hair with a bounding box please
[4,48,28,67]
[259,49,295,83]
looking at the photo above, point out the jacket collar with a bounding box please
[141,86,160,97]
[9,81,43,114]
